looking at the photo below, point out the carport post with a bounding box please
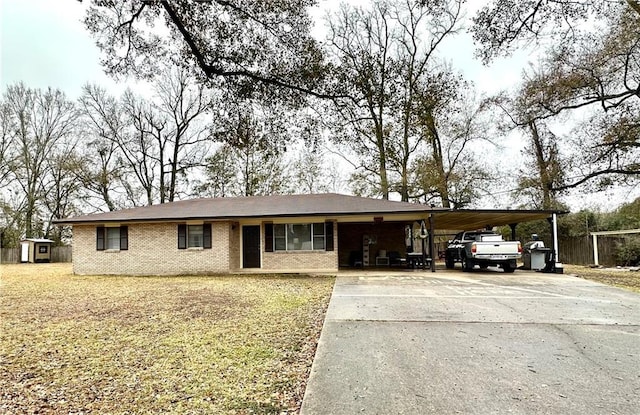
[509,223,517,241]
[552,213,559,262]
[429,214,436,272]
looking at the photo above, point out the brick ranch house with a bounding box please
[54,193,561,275]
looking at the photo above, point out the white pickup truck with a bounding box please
[444,231,522,273]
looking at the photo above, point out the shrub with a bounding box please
[615,236,640,266]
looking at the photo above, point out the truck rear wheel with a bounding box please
[502,263,515,273]
[462,256,474,272]
[445,254,455,269]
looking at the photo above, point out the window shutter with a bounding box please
[325,221,334,251]
[178,224,187,249]
[264,223,273,252]
[96,227,105,251]
[203,223,212,249]
[120,226,128,250]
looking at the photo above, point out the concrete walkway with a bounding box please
[300,269,640,414]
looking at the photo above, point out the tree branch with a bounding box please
[157,1,343,100]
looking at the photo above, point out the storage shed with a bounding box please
[20,238,54,263]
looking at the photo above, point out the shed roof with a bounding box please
[53,193,562,230]
[21,238,54,243]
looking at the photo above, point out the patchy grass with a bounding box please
[565,264,640,293]
[0,263,334,414]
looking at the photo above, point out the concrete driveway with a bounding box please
[300,269,640,414]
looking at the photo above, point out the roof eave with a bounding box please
[53,208,441,226]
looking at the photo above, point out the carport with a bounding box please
[336,208,564,272]
[428,209,564,272]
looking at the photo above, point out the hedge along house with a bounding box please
[53,193,563,276]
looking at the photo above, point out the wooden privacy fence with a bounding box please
[52,246,72,262]
[558,236,626,266]
[1,248,19,264]
[0,246,72,264]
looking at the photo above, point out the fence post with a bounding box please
[592,234,599,266]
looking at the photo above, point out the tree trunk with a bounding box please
[528,121,553,209]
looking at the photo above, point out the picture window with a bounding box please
[273,223,325,251]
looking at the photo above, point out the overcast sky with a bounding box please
[1,0,124,97]
[1,0,637,210]
[1,0,528,97]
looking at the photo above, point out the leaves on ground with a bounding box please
[0,264,334,414]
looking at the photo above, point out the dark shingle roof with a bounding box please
[54,193,435,224]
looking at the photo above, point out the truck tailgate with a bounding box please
[473,241,521,255]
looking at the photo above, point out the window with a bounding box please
[273,223,325,251]
[38,245,48,254]
[178,224,212,249]
[313,223,325,250]
[96,226,128,251]
[274,224,286,251]
[188,225,203,248]
[106,228,120,250]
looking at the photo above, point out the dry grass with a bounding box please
[565,264,640,293]
[0,263,334,414]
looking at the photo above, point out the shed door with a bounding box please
[242,226,261,268]
[21,242,29,262]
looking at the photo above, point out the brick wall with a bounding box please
[261,222,338,272]
[72,222,232,275]
[229,222,240,271]
[262,250,338,271]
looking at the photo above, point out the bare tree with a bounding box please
[79,69,211,208]
[203,101,293,197]
[194,145,236,198]
[291,145,334,194]
[490,82,568,210]
[409,76,493,208]
[79,84,131,211]
[0,103,14,188]
[1,83,78,238]
[324,0,464,200]
[152,67,211,202]
[41,141,83,242]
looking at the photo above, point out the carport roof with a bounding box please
[54,193,563,229]
[431,209,560,231]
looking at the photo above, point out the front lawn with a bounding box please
[565,264,640,293]
[0,264,334,414]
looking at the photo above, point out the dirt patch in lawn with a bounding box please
[0,263,334,414]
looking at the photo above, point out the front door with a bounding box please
[242,225,261,268]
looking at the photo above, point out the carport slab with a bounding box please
[301,271,640,414]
